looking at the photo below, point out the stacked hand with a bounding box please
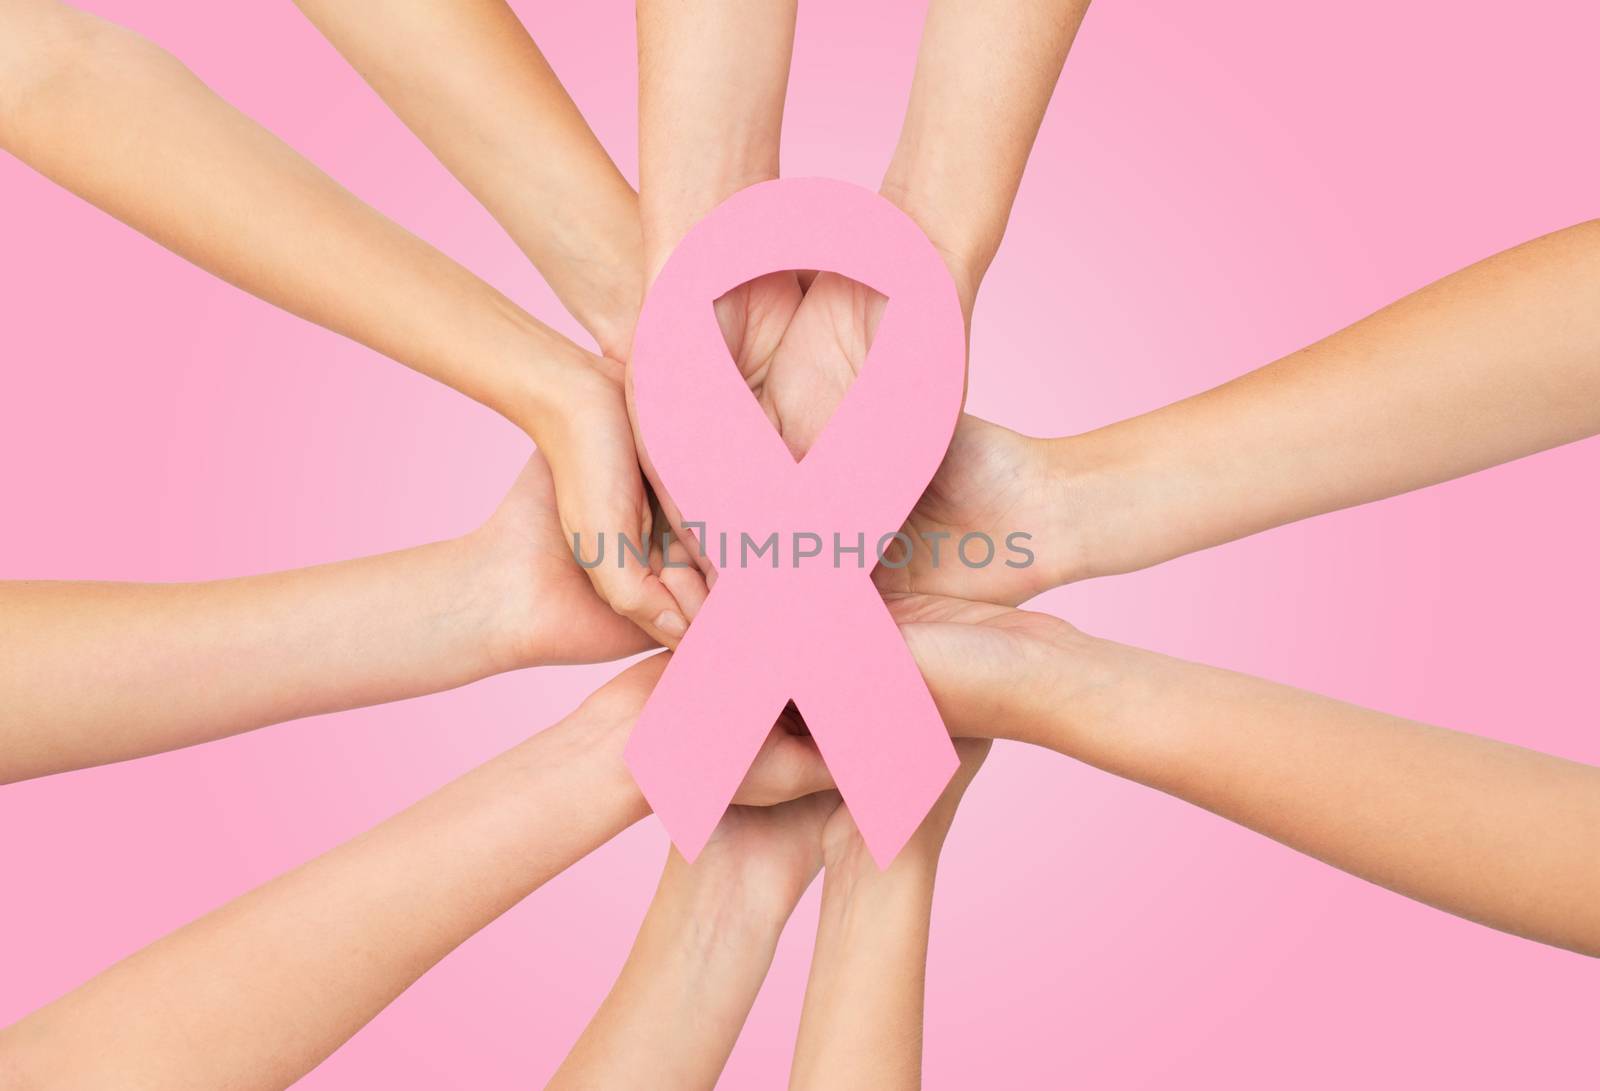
[528,345,703,642]
[550,737,989,1091]
[5,1,1600,1089]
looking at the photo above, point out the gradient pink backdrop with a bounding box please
[3,2,1597,1087]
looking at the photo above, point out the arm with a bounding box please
[0,661,655,1091]
[897,596,1600,957]
[1063,219,1600,585]
[0,658,832,1089]
[0,455,649,784]
[630,0,806,556]
[0,1,560,432]
[549,793,835,1089]
[635,0,797,281]
[291,0,643,358]
[0,1,688,643]
[726,1,1087,458]
[883,220,1600,603]
[789,741,988,1091]
[881,0,1092,319]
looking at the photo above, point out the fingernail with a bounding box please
[654,610,687,638]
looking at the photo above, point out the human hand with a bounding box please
[661,784,840,929]
[629,267,911,590]
[888,592,1093,745]
[741,262,1098,606]
[706,272,1084,607]
[788,733,988,1091]
[623,268,809,593]
[875,414,1084,604]
[642,727,986,960]
[515,341,707,645]
[740,270,884,460]
[547,708,835,1091]
[893,595,1600,961]
[713,270,808,405]
[819,735,990,881]
[571,655,836,816]
[465,450,656,671]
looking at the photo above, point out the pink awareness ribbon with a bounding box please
[627,178,965,867]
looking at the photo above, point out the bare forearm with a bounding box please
[292,0,642,357]
[549,853,791,1089]
[0,535,511,783]
[0,705,646,1090]
[1064,219,1600,582]
[1,3,563,427]
[789,746,985,1090]
[790,861,937,1091]
[882,0,1090,315]
[1026,637,1600,956]
[636,0,797,276]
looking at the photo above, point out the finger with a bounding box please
[883,590,955,625]
[563,474,692,647]
[924,738,992,835]
[589,549,689,649]
[576,650,672,725]
[655,529,710,620]
[647,489,710,619]
[952,737,993,782]
[633,446,717,587]
[870,526,917,595]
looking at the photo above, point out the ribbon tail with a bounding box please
[623,585,790,862]
[792,584,959,868]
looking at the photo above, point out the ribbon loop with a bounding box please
[627,178,965,867]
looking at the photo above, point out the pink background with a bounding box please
[3,1,1597,1086]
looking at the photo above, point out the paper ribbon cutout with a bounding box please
[627,178,965,867]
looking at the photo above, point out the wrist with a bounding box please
[531,190,644,363]
[640,159,777,283]
[823,840,940,900]
[1035,426,1152,587]
[815,852,938,952]
[547,252,640,365]
[485,307,595,439]
[654,849,797,953]
[879,173,987,321]
[665,822,823,936]
[411,533,524,681]
[821,806,945,895]
[514,693,651,831]
[1005,629,1167,781]
[586,290,639,363]
[453,521,553,674]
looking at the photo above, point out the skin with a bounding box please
[880,218,1600,603]
[893,594,1600,959]
[548,788,837,1090]
[8,4,1591,1083]
[789,740,988,1091]
[0,658,834,1091]
[631,0,809,586]
[635,0,798,285]
[0,0,689,644]
[0,454,657,784]
[632,0,1087,571]
[290,0,643,360]
[634,0,807,400]
[880,0,1093,319]
[548,740,988,1090]
[764,0,1091,456]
